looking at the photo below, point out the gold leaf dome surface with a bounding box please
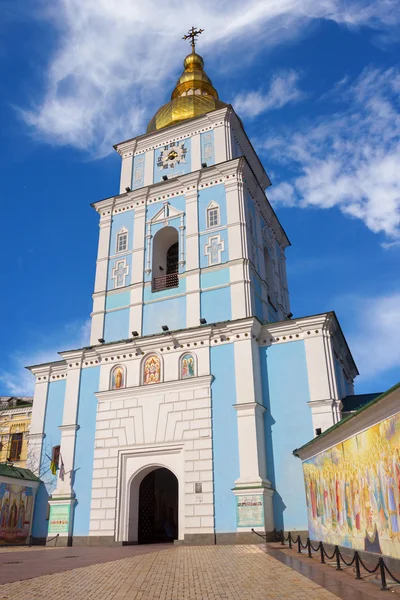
[147,52,227,133]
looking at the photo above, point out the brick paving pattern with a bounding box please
[0,545,340,600]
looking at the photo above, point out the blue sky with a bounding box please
[0,0,399,396]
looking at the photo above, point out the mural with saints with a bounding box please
[143,355,161,385]
[0,483,34,545]
[111,366,125,390]
[303,411,400,559]
[181,354,195,379]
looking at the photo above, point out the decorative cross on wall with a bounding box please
[204,235,224,266]
[112,259,129,288]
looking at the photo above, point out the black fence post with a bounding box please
[354,552,361,579]
[280,530,285,545]
[297,536,302,554]
[320,542,325,564]
[335,546,342,570]
[288,532,292,549]
[379,558,388,591]
[28,535,32,548]
[307,538,312,558]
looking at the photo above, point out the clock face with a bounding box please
[157,143,187,170]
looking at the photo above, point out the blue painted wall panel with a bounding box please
[199,229,229,269]
[32,380,66,537]
[109,212,134,256]
[132,154,145,189]
[107,253,132,291]
[143,277,186,302]
[200,287,231,324]
[211,344,239,532]
[104,308,130,342]
[73,366,100,536]
[142,296,186,335]
[200,130,215,166]
[259,341,313,530]
[198,184,227,232]
[105,291,131,310]
[200,267,230,290]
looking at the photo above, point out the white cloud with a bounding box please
[233,71,304,118]
[344,292,400,380]
[21,0,399,156]
[0,319,90,396]
[264,67,400,241]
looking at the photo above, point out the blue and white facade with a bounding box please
[27,67,358,544]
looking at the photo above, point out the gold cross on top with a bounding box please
[182,26,204,52]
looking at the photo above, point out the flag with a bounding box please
[59,454,65,481]
[50,458,57,476]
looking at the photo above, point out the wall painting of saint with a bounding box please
[144,355,161,385]
[181,354,195,379]
[112,366,125,390]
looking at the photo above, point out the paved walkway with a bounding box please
[0,545,341,600]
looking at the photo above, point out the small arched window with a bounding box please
[143,354,161,385]
[111,365,126,390]
[180,353,196,379]
[116,228,128,253]
[206,201,220,229]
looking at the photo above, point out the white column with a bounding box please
[214,123,228,163]
[119,153,134,194]
[27,373,50,475]
[304,329,340,433]
[130,205,146,335]
[53,363,82,498]
[143,150,154,187]
[226,178,251,320]
[185,188,201,327]
[91,213,112,345]
[232,333,274,531]
[191,134,201,172]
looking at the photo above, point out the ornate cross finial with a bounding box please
[182,26,204,52]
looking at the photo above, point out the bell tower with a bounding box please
[90,30,290,346]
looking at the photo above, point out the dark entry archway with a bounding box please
[138,467,178,544]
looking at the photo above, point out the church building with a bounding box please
[27,30,358,545]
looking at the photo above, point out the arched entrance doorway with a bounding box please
[137,467,178,544]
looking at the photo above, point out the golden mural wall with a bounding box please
[303,411,400,558]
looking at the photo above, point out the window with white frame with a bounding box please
[206,202,220,228]
[116,229,128,253]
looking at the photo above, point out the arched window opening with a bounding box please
[152,227,179,292]
[50,444,60,474]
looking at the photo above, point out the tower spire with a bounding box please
[182,26,204,53]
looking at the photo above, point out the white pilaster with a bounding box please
[304,330,340,433]
[191,134,201,172]
[119,154,134,194]
[143,150,154,187]
[53,362,82,498]
[27,374,50,475]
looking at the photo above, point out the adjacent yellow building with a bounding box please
[0,397,33,468]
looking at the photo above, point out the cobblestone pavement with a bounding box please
[0,545,340,600]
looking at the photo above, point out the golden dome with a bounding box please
[147,51,227,133]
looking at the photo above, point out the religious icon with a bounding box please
[181,354,195,379]
[143,355,161,385]
[112,366,125,390]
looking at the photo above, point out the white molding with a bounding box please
[96,374,214,402]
